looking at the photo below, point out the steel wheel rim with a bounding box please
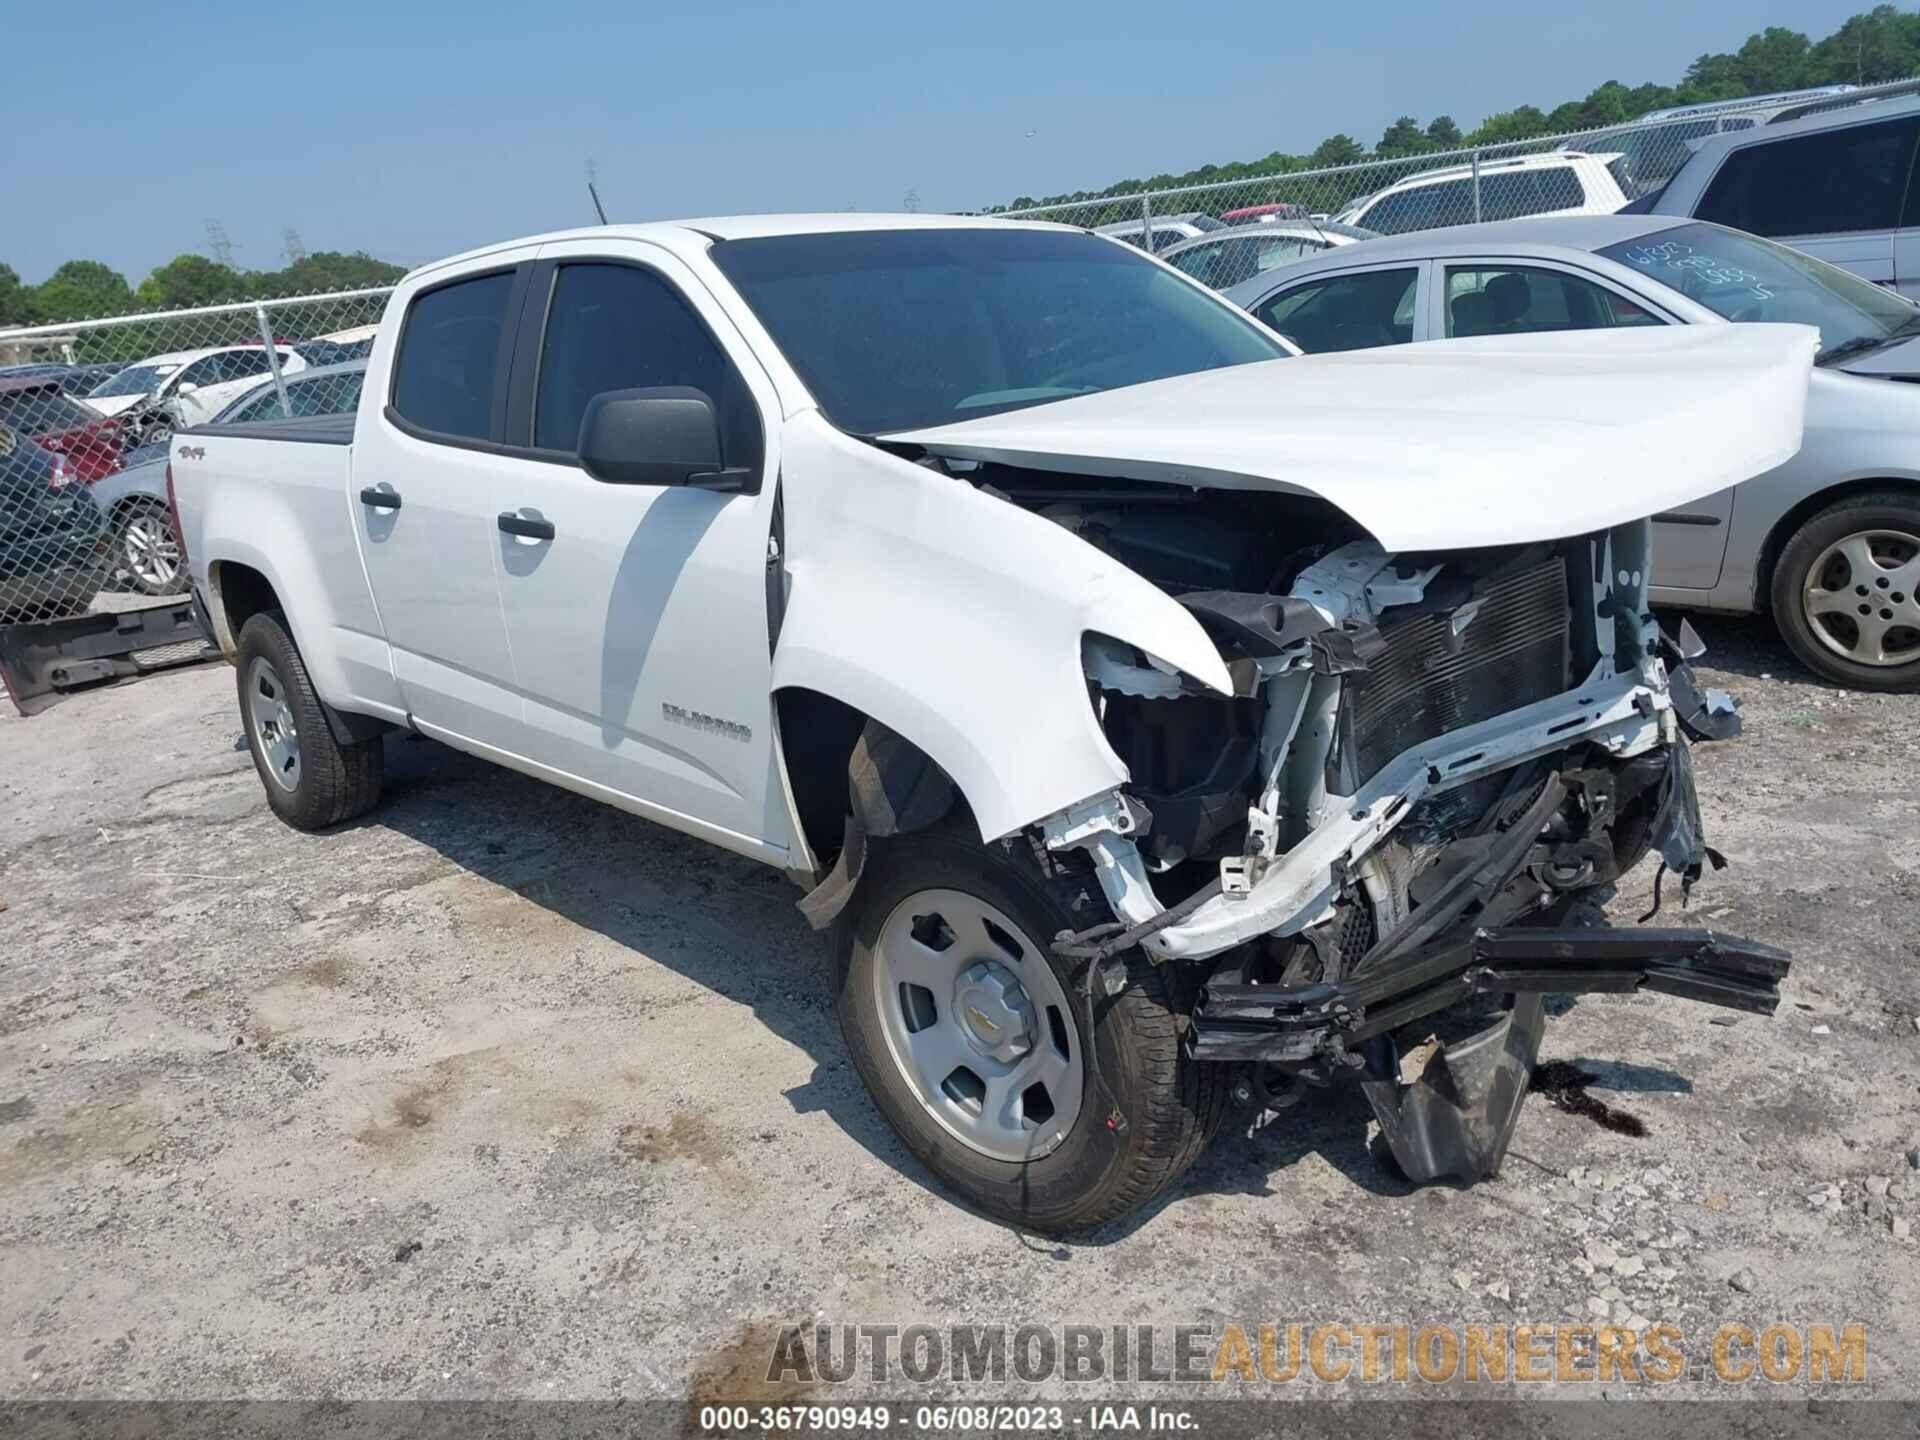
[246,656,302,792]
[1802,527,1920,667]
[872,888,1084,1162]
[124,512,181,590]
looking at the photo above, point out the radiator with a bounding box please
[1339,555,1571,789]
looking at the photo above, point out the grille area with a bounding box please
[1339,555,1570,788]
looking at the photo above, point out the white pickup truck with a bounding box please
[170,215,1809,1231]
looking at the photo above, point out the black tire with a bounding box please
[1770,491,1920,692]
[836,823,1230,1233]
[115,498,189,596]
[235,610,384,830]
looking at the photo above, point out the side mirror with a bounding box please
[579,386,744,489]
[177,382,199,395]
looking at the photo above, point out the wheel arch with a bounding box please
[773,684,971,870]
[206,558,283,655]
[1755,476,1920,611]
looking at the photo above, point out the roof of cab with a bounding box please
[406,212,1075,282]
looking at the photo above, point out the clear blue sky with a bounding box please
[1,0,1877,284]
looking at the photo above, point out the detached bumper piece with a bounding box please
[1193,924,1790,1182]
[0,600,215,716]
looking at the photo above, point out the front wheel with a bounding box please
[1771,492,1920,691]
[836,824,1229,1233]
[235,610,384,830]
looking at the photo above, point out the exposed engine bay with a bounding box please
[948,462,1781,1182]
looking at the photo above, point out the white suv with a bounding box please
[1336,151,1629,236]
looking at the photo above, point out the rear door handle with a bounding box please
[498,511,555,541]
[359,486,401,511]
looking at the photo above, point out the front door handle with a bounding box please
[359,486,401,511]
[498,511,555,541]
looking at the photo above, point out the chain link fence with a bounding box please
[0,288,391,710]
[993,79,1920,289]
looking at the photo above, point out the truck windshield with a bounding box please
[708,228,1288,434]
[1597,222,1920,361]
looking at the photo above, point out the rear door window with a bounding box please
[1255,267,1421,351]
[1443,265,1663,338]
[390,270,517,441]
[1697,118,1920,237]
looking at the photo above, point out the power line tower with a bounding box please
[902,188,921,213]
[204,220,237,268]
[282,228,308,266]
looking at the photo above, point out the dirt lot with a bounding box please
[2,615,1918,1406]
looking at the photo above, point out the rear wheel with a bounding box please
[836,824,1229,1233]
[235,611,384,830]
[1772,493,1920,691]
[116,499,187,596]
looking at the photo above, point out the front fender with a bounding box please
[770,413,1230,841]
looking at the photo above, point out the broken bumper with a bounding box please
[1193,924,1790,1181]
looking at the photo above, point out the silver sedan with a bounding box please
[1223,214,1920,690]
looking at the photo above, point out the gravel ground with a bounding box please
[2,613,1917,1407]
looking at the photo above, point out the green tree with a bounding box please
[32,260,133,322]
[1810,5,1920,84]
[1376,115,1430,158]
[1309,133,1366,168]
[135,254,247,310]
[1730,26,1816,92]
[1469,105,1550,145]
[0,263,31,326]
[1425,115,1463,149]
[1678,51,1750,102]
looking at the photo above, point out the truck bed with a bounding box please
[178,413,355,446]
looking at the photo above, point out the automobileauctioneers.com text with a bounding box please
[762,1320,1866,1387]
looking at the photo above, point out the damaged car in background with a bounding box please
[168,219,1810,1232]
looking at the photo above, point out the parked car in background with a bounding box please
[0,361,126,395]
[1219,202,1308,224]
[1587,86,1865,199]
[1158,220,1378,290]
[1333,150,1629,235]
[1226,214,1920,690]
[0,375,124,482]
[81,345,307,448]
[0,421,110,621]
[91,360,367,596]
[1092,211,1224,252]
[1637,93,1920,299]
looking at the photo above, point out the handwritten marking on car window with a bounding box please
[1615,240,1773,301]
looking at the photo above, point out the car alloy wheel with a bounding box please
[121,507,184,594]
[1800,527,1920,668]
[871,887,1084,1162]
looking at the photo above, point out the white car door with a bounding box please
[351,257,534,757]
[480,238,792,862]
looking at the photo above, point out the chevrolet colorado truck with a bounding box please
[170,216,1809,1231]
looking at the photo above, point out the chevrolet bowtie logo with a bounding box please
[967,1006,1000,1033]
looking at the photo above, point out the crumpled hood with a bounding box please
[887,324,1817,551]
[80,393,144,418]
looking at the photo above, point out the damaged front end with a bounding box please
[1040,514,1786,1184]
